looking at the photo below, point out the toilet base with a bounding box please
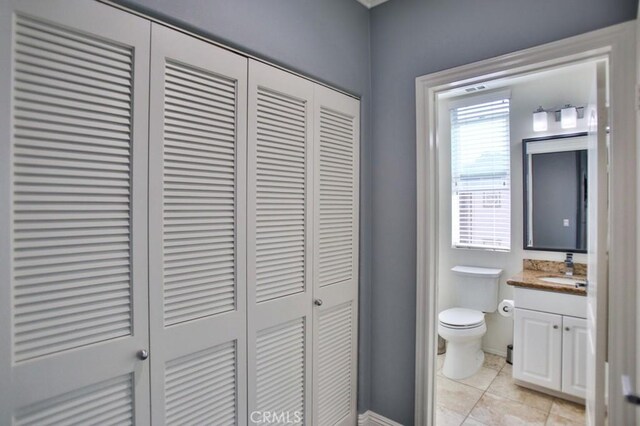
[441,337,484,380]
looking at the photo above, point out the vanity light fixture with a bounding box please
[561,105,578,129]
[532,104,585,132]
[532,106,548,132]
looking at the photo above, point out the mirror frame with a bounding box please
[522,131,588,253]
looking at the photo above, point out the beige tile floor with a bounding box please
[436,353,586,425]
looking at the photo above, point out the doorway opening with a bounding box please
[435,60,601,425]
[414,22,637,426]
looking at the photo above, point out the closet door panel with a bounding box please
[148,24,247,426]
[312,85,360,426]
[0,1,151,424]
[247,60,314,425]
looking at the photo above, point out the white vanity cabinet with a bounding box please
[513,309,563,390]
[512,288,587,399]
[561,316,588,397]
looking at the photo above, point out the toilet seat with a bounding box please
[439,308,484,329]
[438,307,487,380]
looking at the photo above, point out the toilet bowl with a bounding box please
[438,307,486,380]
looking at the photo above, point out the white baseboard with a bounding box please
[482,346,507,358]
[358,410,403,426]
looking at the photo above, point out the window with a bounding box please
[451,95,511,250]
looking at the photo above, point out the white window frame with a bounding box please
[449,90,511,251]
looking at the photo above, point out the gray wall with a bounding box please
[112,0,374,412]
[108,0,640,423]
[368,0,637,423]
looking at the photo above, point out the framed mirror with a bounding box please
[523,132,588,252]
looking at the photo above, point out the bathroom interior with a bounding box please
[434,61,600,425]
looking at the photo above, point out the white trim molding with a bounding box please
[356,0,391,9]
[100,1,360,101]
[415,21,637,426]
[358,410,404,426]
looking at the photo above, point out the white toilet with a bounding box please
[439,265,502,380]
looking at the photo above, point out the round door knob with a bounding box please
[138,349,149,360]
[553,325,559,329]
[314,299,323,306]
[565,327,570,331]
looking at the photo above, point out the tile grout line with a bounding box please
[440,353,584,425]
[495,362,553,423]
[490,363,552,424]
[460,360,505,426]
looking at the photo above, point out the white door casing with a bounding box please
[247,60,314,425]
[416,22,637,426]
[0,0,151,424]
[148,24,248,426]
[585,60,608,426]
[513,308,562,391]
[312,85,360,426]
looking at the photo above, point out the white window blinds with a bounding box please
[451,97,511,250]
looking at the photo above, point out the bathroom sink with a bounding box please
[539,276,586,287]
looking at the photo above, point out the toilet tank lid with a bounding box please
[451,265,502,278]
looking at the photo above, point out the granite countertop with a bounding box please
[507,269,587,296]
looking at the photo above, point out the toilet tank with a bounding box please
[452,265,502,312]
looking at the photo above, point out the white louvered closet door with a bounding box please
[247,60,314,425]
[148,24,247,425]
[312,86,360,426]
[0,1,151,424]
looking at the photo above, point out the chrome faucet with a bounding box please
[564,253,574,277]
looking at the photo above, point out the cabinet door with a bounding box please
[247,60,314,425]
[0,1,151,424]
[513,308,562,390]
[312,85,360,426]
[148,24,248,425]
[562,316,588,398]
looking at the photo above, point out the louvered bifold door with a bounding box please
[312,85,360,426]
[148,24,247,426]
[247,60,314,425]
[0,1,151,424]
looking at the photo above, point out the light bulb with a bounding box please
[533,109,547,132]
[561,106,577,129]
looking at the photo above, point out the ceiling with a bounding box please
[356,0,391,9]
